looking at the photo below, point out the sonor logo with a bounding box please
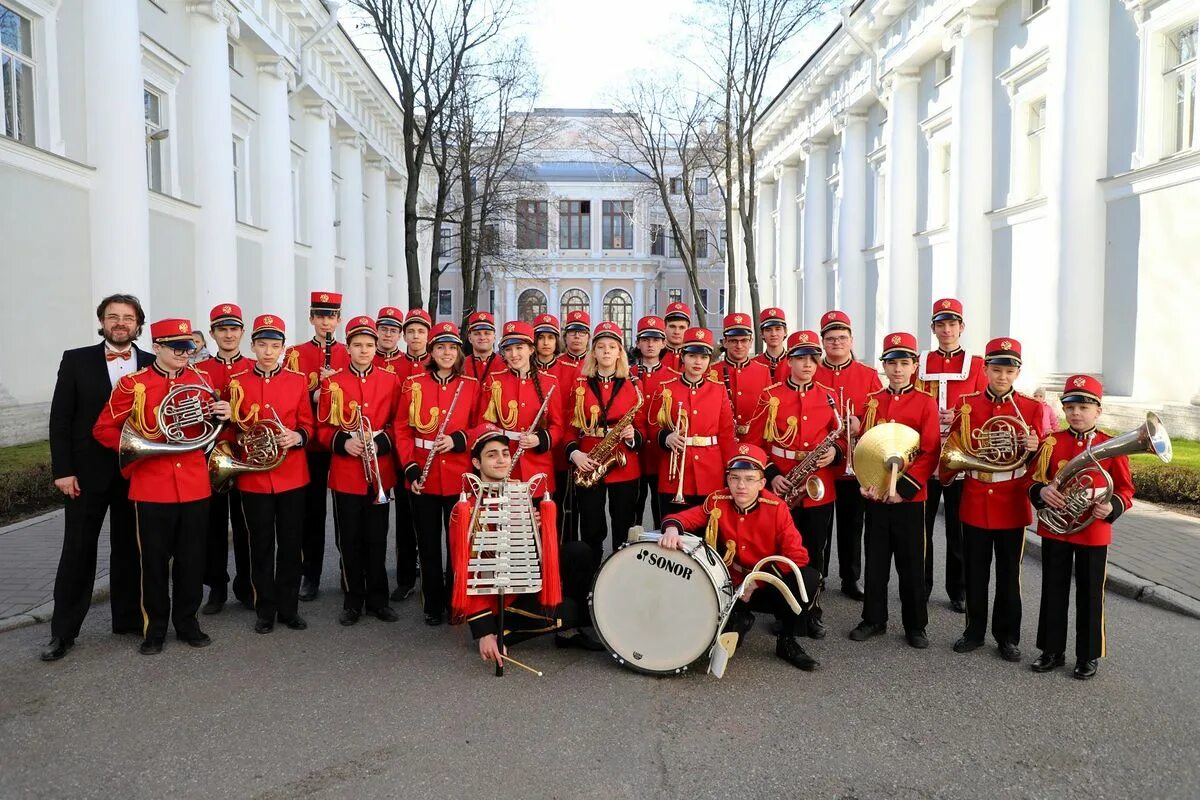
[635,548,693,581]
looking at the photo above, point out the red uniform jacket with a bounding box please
[1028,428,1135,547]
[860,385,941,503]
[565,374,646,485]
[373,348,407,375]
[663,490,810,587]
[752,351,790,384]
[914,348,988,439]
[465,352,507,383]
[814,357,883,445]
[746,379,842,509]
[646,374,737,497]
[194,353,251,397]
[534,356,575,476]
[222,365,313,494]
[632,361,677,477]
[710,357,774,438]
[316,365,400,495]
[481,369,566,492]
[396,371,483,496]
[950,389,1050,530]
[285,336,351,393]
[92,364,214,503]
[660,347,683,373]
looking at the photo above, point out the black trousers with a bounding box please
[735,565,821,637]
[633,473,663,529]
[240,488,305,623]
[962,524,1025,645]
[925,479,966,602]
[790,503,834,621]
[827,478,865,585]
[862,501,928,633]
[204,488,250,600]
[577,478,641,561]
[394,488,418,590]
[411,492,457,615]
[301,451,332,582]
[1037,539,1108,662]
[503,540,595,645]
[50,479,142,639]
[133,499,208,642]
[332,490,390,613]
[659,493,706,524]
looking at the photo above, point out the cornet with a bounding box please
[358,416,390,505]
[668,401,688,504]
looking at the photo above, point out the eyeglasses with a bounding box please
[727,474,764,486]
[823,335,851,344]
[104,315,139,324]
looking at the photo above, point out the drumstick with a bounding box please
[887,462,899,500]
[498,654,543,677]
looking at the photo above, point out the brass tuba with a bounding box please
[1039,412,1171,536]
[119,382,224,467]
[939,414,1031,476]
[575,390,643,489]
[208,419,290,493]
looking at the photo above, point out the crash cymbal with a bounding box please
[854,422,921,495]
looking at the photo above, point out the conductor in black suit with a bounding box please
[41,294,154,661]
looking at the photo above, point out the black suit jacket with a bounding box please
[49,343,153,492]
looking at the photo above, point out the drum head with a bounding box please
[590,541,723,675]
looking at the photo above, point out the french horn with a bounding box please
[208,419,290,493]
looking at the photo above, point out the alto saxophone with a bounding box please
[575,389,643,489]
[780,396,843,508]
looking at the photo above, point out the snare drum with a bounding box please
[589,531,734,675]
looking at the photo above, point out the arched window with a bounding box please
[603,288,634,348]
[517,288,547,322]
[560,288,589,319]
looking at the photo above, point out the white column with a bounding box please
[547,278,561,319]
[255,56,295,319]
[756,176,777,313]
[302,102,336,292]
[1048,0,1109,374]
[387,177,408,307]
[591,277,604,324]
[947,10,997,348]
[83,0,151,314]
[775,164,801,323]
[364,156,389,313]
[504,277,518,323]
[337,132,366,316]
[837,113,868,336]
[187,1,240,322]
[801,140,829,330]
[884,69,921,335]
[633,276,646,322]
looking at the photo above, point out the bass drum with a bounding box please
[589,531,733,675]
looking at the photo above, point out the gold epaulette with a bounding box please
[127,366,149,379]
[862,396,879,431]
[866,386,887,397]
[706,370,722,384]
[1031,435,1058,484]
[460,375,479,383]
[229,367,253,380]
[763,381,784,393]
[814,380,836,393]
[758,496,780,506]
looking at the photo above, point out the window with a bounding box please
[603,289,634,347]
[144,87,165,191]
[871,159,886,244]
[291,149,305,242]
[668,288,682,305]
[718,226,726,257]
[227,40,237,72]
[559,200,590,249]
[667,232,678,258]
[699,289,710,311]
[669,177,683,195]
[1164,24,1197,155]
[718,288,726,314]
[333,177,342,255]
[695,177,709,195]
[489,288,496,313]
[650,223,665,256]
[0,4,35,144]
[696,230,709,259]
[560,288,589,319]
[936,51,953,84]
[232,136,248,222]
[438,289,453,317]
[516,200,548,249]
[1027,0,1048,18]
[602,200,633,249]
[517,288,547,322]
[437,225,454,259]
[937,143,951,226]
[481,223,500,256]
[1026,98,1046,197]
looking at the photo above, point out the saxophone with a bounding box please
[780,396,843,508]
[574,388,644,489]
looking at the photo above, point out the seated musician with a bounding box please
[658,445,822,671]
[451,428,600,669]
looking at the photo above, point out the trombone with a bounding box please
[358,415,390,505]
[668,401,688,504]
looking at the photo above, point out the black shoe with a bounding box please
[1031,652,1065,673]
[254,619,274,634]
[139,639,164,655]
[906,630,930,649]
[1073,659,1098,680]
[768,619,783,636]
[998,642,1021,662]
[40,637,73,662]
[953,636,984,653]
[178,632,212,648]
[391,585,415,602]
[299,578,319,602]
[806,616,827,640]
[424,611,443,626]
[950,598,966,614]
[848,622,886,642]
[841,582,865,601]
[372,606,400,623]
[338,609,361,626]
[201,587,226,615]
[554,630,605,652]
[282,616,308,630]
[776,636,818,671]
[727,610,755,638]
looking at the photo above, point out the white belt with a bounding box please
[684,435,718,447]
[415,437,437,449]
[968,466,1026,483]
[770,445,808,461]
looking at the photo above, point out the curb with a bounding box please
[1024,531,1200,620]
[0,507,64,536]
[0,576,111,634]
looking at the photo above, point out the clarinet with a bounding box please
[417,380,464,487]
[323,333,333,370]
[503,385,556,480]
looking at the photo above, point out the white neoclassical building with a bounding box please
[0,0,430,444]
[736,0,1199,402]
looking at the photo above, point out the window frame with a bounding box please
[695,229,709,259]
[143,85,165,192]
[0,2,35,145]
[560,288,589,319]
[1163,22,1197,156]
[558,199,591,250]
[669,177,684,195]
[517,288,547,322]
[668,288,682,306]
[1024,0,1049,21]
[694,176,709,195]
[602,288,634,348]
[437,289,453,318]
[140,34,184,196]
[601,199,633,249]
[649,222,665,256]
[516,199,548,250]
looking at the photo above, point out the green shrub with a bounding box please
[1131,463,1200,509]
[0,441,63,524]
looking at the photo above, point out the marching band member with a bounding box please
[389,307,432,602]
[848,333,940,649]
[316,316,401,626]
[286,291,350,602]
[914,298,988,612]
[631,315,672,528]
[222,315,313,634]
[566,321,646,561]
[747,330,841,639]
[660,301,691,373]
[532,313,563,373]
[559,310,591,375]
[93,318,232,655]
[195,303,252,615]
[712,313,774,440]
[396,322,483,626]
[1028,375,1134,680]
[752,307,790,383]
[373,306,406,374]
[464,311,506,382]
[659,445,822,671]
[814,310,881,602]
[648,327,736,512]
[481,321,566,492]
[947,338,1049,662]
[532,313,572,532]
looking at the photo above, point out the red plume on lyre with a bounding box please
[448,496,473,621]
[537,496,561,607]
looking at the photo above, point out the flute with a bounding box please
[503,385,556,480]
[417,381,464,488]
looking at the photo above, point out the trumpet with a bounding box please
[358,416,390,505]
[668,401,688,504]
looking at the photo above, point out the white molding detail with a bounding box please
[1101,149,1200,201]
[148,188,201,221]
[0,137,93,189]
[185,0,240,38]
[986,195,1048,229]
[998,47,1050,96]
